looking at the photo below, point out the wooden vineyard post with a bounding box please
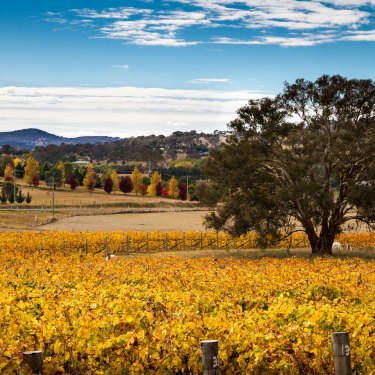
[126,234,130,255]
[200,232,203,250]
[85,239,88,255]
[183,232,186,251]
[23,350,43,374]
[216,232,219,250]
[105,237,109,258]
[201,340,219,375]
[146,233,149,253]
[331,332,352,375]
[165,233,168,251]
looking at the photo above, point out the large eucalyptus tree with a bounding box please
[204,75,375,255]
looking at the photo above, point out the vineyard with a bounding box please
[0,233,374,374]
[1,231,375,254]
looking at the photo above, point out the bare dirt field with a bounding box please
[42,211,209,231]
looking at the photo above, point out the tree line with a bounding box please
[0,157,210,201]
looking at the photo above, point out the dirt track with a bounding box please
[42,211,209,231]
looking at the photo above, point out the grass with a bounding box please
[127,247,375,261]
[0,211,53,229]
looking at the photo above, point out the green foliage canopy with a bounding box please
[204,75,375,255]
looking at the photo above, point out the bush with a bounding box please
[119,176,133,194]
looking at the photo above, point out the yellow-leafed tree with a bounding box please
[56,161,65,187]
[13,158,21,167]
[4,163,14,182]
[111,169,120,193]
[131,167,143,195]
[83,164,96,192]
[168,176,179,199]
[148,171,162,196]
[24,156,40,185]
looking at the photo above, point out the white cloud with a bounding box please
[0,86,267,137]
[45,1,375,47]
[112,64,130,69]
[189,78,232,84]
[71,7,152,19]
[344,29,375,41]
[99,11,207,46]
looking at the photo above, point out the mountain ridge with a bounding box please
[0,128,120,148]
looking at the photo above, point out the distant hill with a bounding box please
[0,128,119,148]
[30,130,228,164]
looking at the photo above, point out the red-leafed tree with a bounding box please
[141,184,148,196]
[156,181,163,197]
[119,176,133,194]
[179,182,187,201]
[31,175,40,188]
[162,186,169,198]
[103,177,114,194]
[69,175,78,190]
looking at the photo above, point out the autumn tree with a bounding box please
[32,175,40,188]
[131,167,143,195]
[156,181,163,196]
[0,155,13,177]
[179,182,187,201]
[64,162,74,184]
[119,176,133,194]
[140,184,148,195]
[111,169,120,193]
[83,164,96,192]
[204,75,375,255]
[148,171,163,196]
[69,175,78,190]
[103,177,114,194]
[168,176,179,199]
[4,164,14,182]
[162,186,169,198]
[24,156,40,185]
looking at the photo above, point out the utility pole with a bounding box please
[186,175,189,201]
[52,178,55,220]
[13,168,16,204]
[48,177,58,220]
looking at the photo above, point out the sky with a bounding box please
[1,0,375,138]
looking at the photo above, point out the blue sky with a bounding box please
[1,0,375,137]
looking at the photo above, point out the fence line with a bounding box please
[29,206,210,227]
[5,231,375,254]
[21,332,352,375]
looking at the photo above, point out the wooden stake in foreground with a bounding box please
[23,351,43,374]
[201,340,219,375]
[331,332,352,375]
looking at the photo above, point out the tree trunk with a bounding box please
[311,230,334,256]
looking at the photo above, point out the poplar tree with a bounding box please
[83,164,96,192]
[4,164,14,182]
[148,171,163,196]
[131,167,143,195]
[168,176,179,199]
[111,169,120,193]
[24,156,40,186]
